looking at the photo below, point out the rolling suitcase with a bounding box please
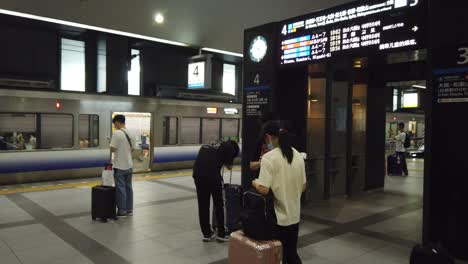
[410,244,454,264]
[387,154,402,176]
[228,230,282,264]
[91,185,117,222]
[212,169,243,234]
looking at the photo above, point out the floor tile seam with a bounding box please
[300,202,421,232]
[6,194,132,264]
[340,201,423,229]
[150,179,197,193]
[354,229,416,248]
[4,240,24,264]
[0,220,39,230]
[58,195,196,219]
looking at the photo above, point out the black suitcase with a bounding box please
[91,185,117,222]
[410,244,454,264]
[387,154,402,176]
[212,169,243,234]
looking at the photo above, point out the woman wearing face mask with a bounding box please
[252,121,307,264]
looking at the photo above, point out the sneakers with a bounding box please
[202,233,216,242]
[216,234,230,243]
[117,212,127,218]
[127,211,133,216]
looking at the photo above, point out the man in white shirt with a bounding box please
[394,122,409,176]
[110,115,134,217]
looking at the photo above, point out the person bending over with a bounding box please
[193,140,240,242]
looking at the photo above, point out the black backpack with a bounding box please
[240,190,277,241]
[404,132,411,149]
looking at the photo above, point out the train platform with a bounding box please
[0,162,427,264]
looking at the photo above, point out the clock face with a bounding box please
[249,36,268,63]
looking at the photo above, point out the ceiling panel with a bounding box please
[0,0,353,53]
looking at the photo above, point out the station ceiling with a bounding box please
[0,0,352,54]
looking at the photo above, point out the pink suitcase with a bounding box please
[228,230,282,264]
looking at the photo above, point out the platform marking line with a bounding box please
[0,172,190,195]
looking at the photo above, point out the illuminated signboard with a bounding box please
[403,93,419,108]
[188,62,206,89]
[207,107,217,114]
[279,0,424,65]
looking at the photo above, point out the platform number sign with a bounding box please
[254,74,260,85]
[457,47,468,65]
[188,62,205,89]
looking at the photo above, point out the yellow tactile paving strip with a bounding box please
[0,168,241,195]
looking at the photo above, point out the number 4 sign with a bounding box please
[457,47,468,65]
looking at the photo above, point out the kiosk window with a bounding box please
[181,118,200,144]
[79,115,99,148]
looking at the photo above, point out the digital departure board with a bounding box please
[279,0,424,65]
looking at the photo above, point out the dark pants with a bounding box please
[396,152,408,175]
[194,179,225,237]
[276,224,302,264]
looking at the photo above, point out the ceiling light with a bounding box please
[412,85,426,89]
[201,48,243,57]
[0,8,187,47]
[154,13,164,24]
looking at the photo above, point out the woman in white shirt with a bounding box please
[252,121,306,264]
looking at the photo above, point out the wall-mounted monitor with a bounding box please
[188,55,212,90]
[278,0,425,66]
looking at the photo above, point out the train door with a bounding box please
[112,112,152,173]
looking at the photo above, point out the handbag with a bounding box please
[101,163,115,187]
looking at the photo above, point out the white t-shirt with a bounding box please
[257,147,306,226]
[395,132,406,152]
[110,129,133,170]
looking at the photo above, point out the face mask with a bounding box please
[267,143,274,151]
[266,135,274,150]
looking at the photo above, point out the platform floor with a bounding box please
[0,159,444,264]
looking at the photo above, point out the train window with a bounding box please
[61,38,86,92]
[223,64,236,96]
[181,118,200,144]
[79,115,99,148]
[41,114,73,149]
[97,39,107,93]
[202,118,220,144]
[0,113,37,151]
[163,117,178,145]
[221,119,239,141]
[128,49,141,96]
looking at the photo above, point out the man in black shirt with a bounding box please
[193,140,240,242]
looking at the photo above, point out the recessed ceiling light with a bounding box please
[154,13,164,24]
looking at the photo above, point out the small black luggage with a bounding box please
[410,244,454,264]
[387,154,402,176]
[91,185,117,222]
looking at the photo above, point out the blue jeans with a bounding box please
[114,168,133,213]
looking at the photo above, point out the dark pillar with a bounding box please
[425,0,468,259]
[85,32,97,93]
[241,23,278,189]
[365,56,386,190]
[106,35,129,95]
